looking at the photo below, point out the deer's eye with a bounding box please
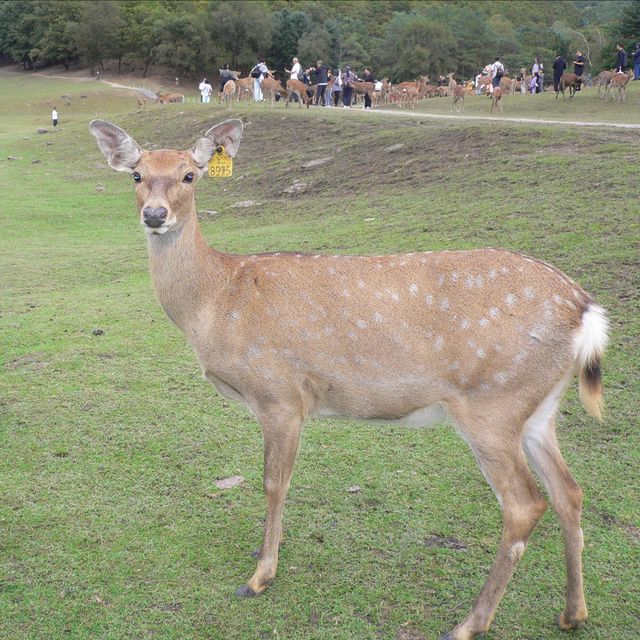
[183,172,194,184]
[133,171,142,183]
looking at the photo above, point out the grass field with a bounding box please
[0,71,638,640]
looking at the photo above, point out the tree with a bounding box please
[206,0,273,71]
[269,8,311,71]
[375,13,456,81]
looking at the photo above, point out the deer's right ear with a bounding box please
[89,120,142,173]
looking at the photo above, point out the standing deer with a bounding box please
[490,86,503,113]
[89,118,608,640]
[606,71,632,102]
[447,72,465,113]
[220,79,236,110]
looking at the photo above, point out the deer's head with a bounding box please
[89,119,243,235]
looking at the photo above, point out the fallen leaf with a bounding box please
[214,475,245,490]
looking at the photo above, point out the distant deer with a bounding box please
[235,76,254,101]
[286,78,312,108]
[556,73,583,99]
[90,118,608,640]
[155,92,184,104]
[606,70,632,102]
[447,72,465,112]
[220,80,236,110]
[136,95,146,108]
[594,70,614,98]
[490,86,503,113]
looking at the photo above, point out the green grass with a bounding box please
[0,72,638,640]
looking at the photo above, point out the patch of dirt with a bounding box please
[424,533,469,550]
[4,353,49,370]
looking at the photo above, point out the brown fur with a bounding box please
[557,73,583,99]
[220,80,236,110]
[89,118,609,640]
[286,79,312,108]
[156,92,184,104]
[491,86,503,113]
[606,71,632,102]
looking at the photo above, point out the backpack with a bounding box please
[297,69,304,82]
[495,64,504,79]
[250,65,261,79]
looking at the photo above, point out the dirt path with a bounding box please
[349,106,640,130]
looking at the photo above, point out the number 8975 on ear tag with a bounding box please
[208,146,233,178]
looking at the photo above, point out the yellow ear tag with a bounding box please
[208,145,233,178]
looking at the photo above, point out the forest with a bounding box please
[0,0,638,81]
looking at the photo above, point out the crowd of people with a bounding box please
[197,43,640,108]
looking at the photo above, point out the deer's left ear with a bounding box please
[89,120,142,172]
[191,119,243,169]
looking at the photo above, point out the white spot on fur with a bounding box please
[438,274,445,286]
[451,271,459,282]
[505,293,517,307]
[356,319,368,329]
[439,298,450,310]
[460,318,471,330]
[465,275,475,289]
[230,310,240,320]
[523,287,535,300]
[488,268,497,279]
[475,275,484,287]
[494,372,508,385]
[357,280,366,289]
[373,312,384,323]
[478,318,489,327]
[323,326,334,336]
[386,289,400,302]
[327,267,336,275]
[341,289,350,297]
[489,306,500,319]
[434,335,444,351]
[424,293,433,305]
[409,283,418,296]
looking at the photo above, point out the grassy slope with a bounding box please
[0,73,638,640]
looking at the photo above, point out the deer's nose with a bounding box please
[143,207,168,228]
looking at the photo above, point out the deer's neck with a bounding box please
[147,213,228,331]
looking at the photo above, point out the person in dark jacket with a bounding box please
[616,44,627,72]
[633,43,640,80]
[572,51,585,90]
[341,66,356,107]
[312,60,330,106]
[362,67,374,108]
[552,54,567,93]
[219,64,235,95]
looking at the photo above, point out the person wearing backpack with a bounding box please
[251,58,270,102]
[491,57,505,91]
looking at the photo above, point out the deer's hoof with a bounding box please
[235,584,258,598]
[557,611,588,631]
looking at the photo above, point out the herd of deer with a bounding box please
[140,68,633,114]
[90,115,609,640]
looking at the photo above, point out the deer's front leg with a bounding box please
[236,410,302,597]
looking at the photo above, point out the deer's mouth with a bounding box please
[142,217,175,235]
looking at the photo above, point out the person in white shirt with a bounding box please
[489,57,504,94]
[285,57,301,81]
[52,107,58,127]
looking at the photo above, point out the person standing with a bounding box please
[251,58,269,101]
[633,43,640,80]
[341,66,356,108]
[332,69,342,106]
[219,64,235,96]
[285,57,301,81]
[616,44,627,72]
[198,78,206,102]
[312,60,329,106]
[51,106,58,128]
[201,78,212,104]
[572,51,585,91]
[532,57,543,93]
[490,57,505,93]
[552,54,567,93]
[362,67,374,108]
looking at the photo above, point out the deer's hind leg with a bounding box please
[523,379,588,630]
[441,404,548,640]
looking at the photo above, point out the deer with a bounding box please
[235,76,254,101]
[220,79,236,110]
[606,70,632,102]
[447,72,465,113]
[89,118,608,640]
[490,86,503,113]
[556,73,583,99]
[136,95,146,109]
[594,70,614,98]
[260,76,287,107]
[156,92,184,104]
[285,78,312,108]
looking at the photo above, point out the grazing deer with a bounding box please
[491,86,503,113]
[136,95,146,108]
[258,76,286,107]
[220,80,236,110]
[89,118,608,640]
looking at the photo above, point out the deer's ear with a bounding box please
[191,119,243,169]
[89,120,142,172]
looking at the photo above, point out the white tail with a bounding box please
[89,118,608,640]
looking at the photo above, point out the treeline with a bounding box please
[0,0,635,81]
